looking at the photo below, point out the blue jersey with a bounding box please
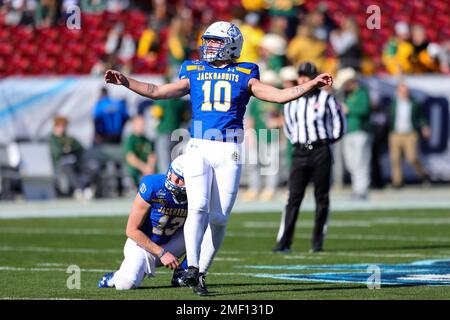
[137,174,188,245]
[93,97,129,137]
[179,60,259,142]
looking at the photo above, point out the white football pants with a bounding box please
[111,230,185,290]
[183,138,242,273]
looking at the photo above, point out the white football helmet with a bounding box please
[200,21,243,62]
[164,154,187,204]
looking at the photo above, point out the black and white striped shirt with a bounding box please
[283,89,346,144]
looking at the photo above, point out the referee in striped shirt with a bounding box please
[273,62,346,253]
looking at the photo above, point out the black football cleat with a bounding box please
[184,266,200,288]
[171,266,188,287]
[192,273,208,296]
[272,246,292,254]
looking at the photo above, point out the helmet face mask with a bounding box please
[164,157,187,204]
[201,37,226,62]
[200,21,243,62]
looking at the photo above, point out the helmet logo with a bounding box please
[227,25,239,37]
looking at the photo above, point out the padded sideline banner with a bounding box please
[1,75,450,180]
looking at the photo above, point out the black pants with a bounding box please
[275,143,332,251]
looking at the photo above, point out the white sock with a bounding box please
[184,209,209,268]
[199,223,227,274]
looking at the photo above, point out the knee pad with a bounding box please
[209,211,229,226]
[114,275,136,290]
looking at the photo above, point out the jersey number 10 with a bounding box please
[201,80,231,112]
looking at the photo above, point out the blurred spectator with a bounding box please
[105,0,129,13]
[166,13,193,80]
[370,101,389,189]
[151,97,188,173]
[49,116,93,200]
[92,87,129,145]
[259,33,287,73]
[105,22,136,74]
[136,21,160,71]
[124,115,156,188]
[427,41,450,74]
[314,2,338,40]
[409,24,440,73]
[308,8,332,42]
[266,0,300,39]
[149,0,169,30]
[91,54,121,76]
[240,0,265,12]
[278,65,298,169]
[237,12,265,63]
[336,68,372,200]
[279,65,298,88]
[330,17,362,71]
[388,83,431,188]
[286,23,326,71]
[35,0,59,28]
[80,0,106,13]
[382,21,411,75]
[89,88,129,197]
[243,70,283,201]
[1,0,36,26]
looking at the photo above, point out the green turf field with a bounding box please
[1,209,450,300]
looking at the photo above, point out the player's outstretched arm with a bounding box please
[125,194,179,270]
[249,73,333,104]
[104,69,190,100]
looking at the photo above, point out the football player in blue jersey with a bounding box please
[105,21,333,295]
[97,155,189,290]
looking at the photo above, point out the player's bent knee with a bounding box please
[188,197,210,213]
[210,212,229,226]
[114,276,136,290]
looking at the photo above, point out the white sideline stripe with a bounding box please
[0,246,242,261]
[226,232,450,242]
[0,266,255,278]
[0,266,112,272]
[283,253,450,259]
[243,217,450,229]
[0,246,122,254]
[0,227,122,235]
[1,297,83,300]
[2,245,450,262]
[1,226,450,242]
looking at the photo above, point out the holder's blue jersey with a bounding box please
[179,60,259,142]
[137,174,188,245]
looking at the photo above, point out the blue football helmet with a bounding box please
[200,21,243,62]
[164,155,187,204]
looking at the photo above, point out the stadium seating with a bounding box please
[0,0,448,76]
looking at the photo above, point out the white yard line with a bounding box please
[0,246,122,254]
[0,265,256,279]
[0,227,122,235]
[225,232,450,242]
[243,217,450,229]
[0,266,112,272]
[0,297,83,300]
[3,227,447,243]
